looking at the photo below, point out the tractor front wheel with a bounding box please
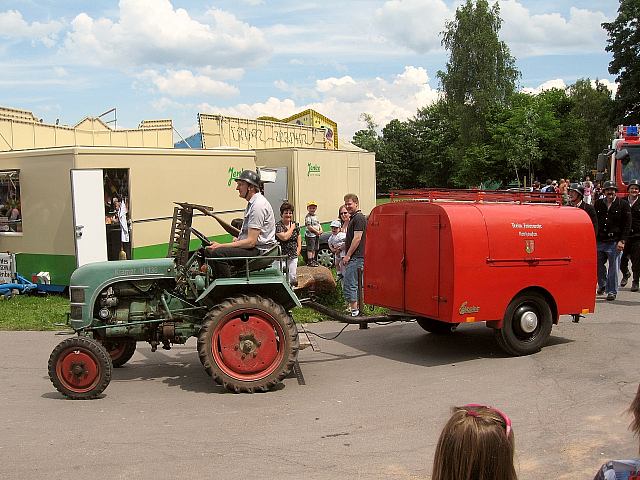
[198,295,299,393]
[495,292,552,356]
[48,336,112,399]
[101,337,137,367]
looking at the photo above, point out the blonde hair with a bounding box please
[431,406,517,480]
[631,384,640,453]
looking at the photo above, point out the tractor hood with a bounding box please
[69,258,177,331]
[70,258,177,288]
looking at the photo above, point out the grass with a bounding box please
[0,276,384,330]
[0,293,70,330]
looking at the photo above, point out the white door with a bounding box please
[71,169,108,267]
[263,167,288,211]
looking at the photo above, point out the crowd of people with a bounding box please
[203,170,367,317]
[533,175,640,301]
[429,384,640,479]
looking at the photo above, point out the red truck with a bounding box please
[361,190,596,356]
[597,125,640,193]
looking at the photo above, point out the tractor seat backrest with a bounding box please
[245,244,282,272]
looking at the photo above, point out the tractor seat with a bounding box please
[244,244,282,272]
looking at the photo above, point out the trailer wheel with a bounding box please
[496,292,552,356]
[198,295,299,393]
[101,338,137,367]
[48,336,112,399]
[416,318,459,334]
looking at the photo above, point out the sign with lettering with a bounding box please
[0,253,15,284]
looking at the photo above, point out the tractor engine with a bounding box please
[93,280,196,350]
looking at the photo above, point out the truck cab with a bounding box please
[598,125,640,193]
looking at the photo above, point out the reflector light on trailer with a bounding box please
[581,308,590,314]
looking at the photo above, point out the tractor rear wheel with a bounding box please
[495,292,552,356]
[48,336,112,399]
[101,337,137,367]
[198,295,299,393]
[416,317,459,334]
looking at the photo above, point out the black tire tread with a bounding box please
[496,291,552,356]
[48,336,112,400]
[197,294,299,393]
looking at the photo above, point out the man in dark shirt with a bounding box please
[568,183,597,235]
[620,179,640,291]
[341,193,366,316]
[594,181,632,300]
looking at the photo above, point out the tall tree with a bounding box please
[438,0,520,145]
[436,0,520,186]
[568,79,616,173]
[603,0,640,123]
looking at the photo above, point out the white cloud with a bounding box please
[593,79,618,96]
[374,0,451,53]
[521,78,618,96]
[521,78,567,95]
[0,9,63,47]
[372,0,611,58]
[62,0,270,68]
[500,1,610,56]
[198,66,440,139]
[138,69,239,98]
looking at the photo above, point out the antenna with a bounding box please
[98,108,117,128]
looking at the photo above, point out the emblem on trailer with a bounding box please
[459,302,480,315]
[525,239,535,254]
[307,163,321,176]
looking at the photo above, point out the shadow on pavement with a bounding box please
[304,321,573,368]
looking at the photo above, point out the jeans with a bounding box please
[342,257,364,303]
[597,241,621,294]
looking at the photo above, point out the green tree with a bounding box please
[410,100,458,187]
[351,113,380,153]
[568,79,616,174]
[602,0,640,123]
[436,0,520,186]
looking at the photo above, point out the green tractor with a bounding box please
[48,203,300,399]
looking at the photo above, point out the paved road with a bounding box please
[0,292,638,480]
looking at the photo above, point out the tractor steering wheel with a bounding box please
[190,227,212,246]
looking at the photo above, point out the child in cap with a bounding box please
[304,201,322,266]
[328,219,346,278]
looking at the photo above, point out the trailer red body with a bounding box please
[363,191,596,355]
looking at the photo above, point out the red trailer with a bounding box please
[363,190,596,355]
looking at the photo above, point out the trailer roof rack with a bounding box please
[389,188,562,205]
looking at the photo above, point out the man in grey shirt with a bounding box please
[206,170,276,277]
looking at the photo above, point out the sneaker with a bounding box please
[350,309,360,317]
[606,293,616,301]
[632,282,639,292]
[596,287,606,295]
[621,272,631,287]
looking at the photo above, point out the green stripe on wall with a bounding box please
[15,253,76,286]
[133,233,234,259]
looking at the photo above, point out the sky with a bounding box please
[0,0,621,142]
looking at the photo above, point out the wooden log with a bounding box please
[295,265,336,293]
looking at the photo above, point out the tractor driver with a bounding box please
[205,170,276,278]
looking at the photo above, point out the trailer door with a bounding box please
[405,213,440,318]
[71,169,108,267]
